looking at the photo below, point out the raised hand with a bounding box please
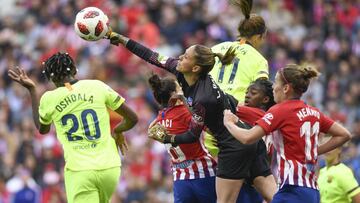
[8,67,36,89]
[105,27,128,46]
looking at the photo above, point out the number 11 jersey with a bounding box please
[256,100,334,190]
[39,80,124,171]
[210,41,269,102]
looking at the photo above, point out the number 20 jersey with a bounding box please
[39,80,124,171]
[156,105,217,181]
[256,100,334,190]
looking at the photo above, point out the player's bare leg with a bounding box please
[216,177,244,203]
[253,174,277,203]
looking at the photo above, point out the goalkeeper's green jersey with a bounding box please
[39,80,124,171]
[210,41,269,102]
[318,163,360,203]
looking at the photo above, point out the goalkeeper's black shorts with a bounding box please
[215,121,271,180]
[246,139,272,184]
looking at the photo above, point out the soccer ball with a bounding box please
[74,7,109,41]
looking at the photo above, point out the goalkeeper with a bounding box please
[206,0,275,202]
[147,74,217,203]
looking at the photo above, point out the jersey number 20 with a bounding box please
[61,109,101,141]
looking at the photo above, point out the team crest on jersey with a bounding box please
[187,97,193,106]
[262,113,273,125]
[327,175,333,183]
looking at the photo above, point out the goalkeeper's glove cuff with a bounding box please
[163,134,175,144]
[105,29,123,46]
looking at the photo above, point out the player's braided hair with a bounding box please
[42,52,77,83]
[252,79,275,111]
[148,74,177,107]
[230,0,266,38]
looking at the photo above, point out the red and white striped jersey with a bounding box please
[156,104,216,181]
[237,105,274,156]
[236,105,265,126]
[256,100,334,189]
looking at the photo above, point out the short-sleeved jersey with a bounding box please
[210,41,269,102]
[236,105,265,126]
[39,80,124,171]
[156,104,216,181]
[237,105,274,156]
[256,100,334,189]
[318,163,360,203]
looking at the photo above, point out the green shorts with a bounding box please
[64,166,121,203]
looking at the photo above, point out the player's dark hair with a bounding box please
[42,52,77,83]
[148,74,177,107]
[279,64,319,95]
[194,45,236,78]
[251,79,275,110]
[231,0,266,38]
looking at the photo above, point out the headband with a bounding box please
[280,68,289,84]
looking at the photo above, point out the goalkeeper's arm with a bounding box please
[164,130,198,144]
[164,104,205,145]
[106,29,179,73]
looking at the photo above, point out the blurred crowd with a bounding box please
[0,0,359,202]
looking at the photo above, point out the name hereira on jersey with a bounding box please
[297,107,320,121]
[56,93,94,112]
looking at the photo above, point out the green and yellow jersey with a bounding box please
[205,41,269,156]
[318,163,360,203]
[39,80,124,171]
[210,41,269,102]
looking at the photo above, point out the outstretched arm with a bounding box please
[8,68,50,134]
[106,31,179,74]
[223,109,265,144]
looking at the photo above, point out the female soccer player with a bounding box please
[207,1,276,200]
[106,31,258,203]
[8,53,138,203]
[223,64,351,203]
[147,74,217,203]
[318,144,360,203]
[236,79,277,203]
[210,0,269,100]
